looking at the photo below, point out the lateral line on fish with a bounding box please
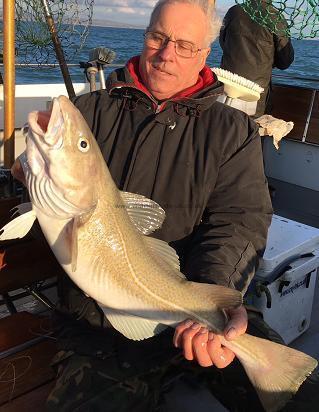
[112,208,213,327]
[225,337,270,368]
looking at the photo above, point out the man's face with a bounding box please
[139,3,210,101]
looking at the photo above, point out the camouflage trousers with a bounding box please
[46,312,319,412]
[46,351,164,412]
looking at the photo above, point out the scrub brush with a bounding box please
[212,67,264,103]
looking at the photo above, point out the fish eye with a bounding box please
[78,137,90,153]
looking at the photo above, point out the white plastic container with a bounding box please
[249,215,319,344]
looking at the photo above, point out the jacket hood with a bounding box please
[106,56,225,112]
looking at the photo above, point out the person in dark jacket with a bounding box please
[219,2,294,117]
[11,1,318,411]
[60,0,272,373]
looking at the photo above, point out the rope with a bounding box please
[14,0,94,65]
[235,0,319,39]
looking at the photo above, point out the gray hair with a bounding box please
[147,0,221,47]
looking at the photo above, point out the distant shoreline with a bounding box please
[92,24,145,30]
[91,21,145,30]
[0,18,146,31]
[91,24,318,39]
[1,19,317,39]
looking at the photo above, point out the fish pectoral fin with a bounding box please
[143,236,181,272]
[66,218,79,272]
[0,209,36,241]
[11,202,33,217]
[99,305,168,341]
[120,191,165,235]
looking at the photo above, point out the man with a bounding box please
[219,2,294,117]
[62,0,269,371]
[13,1,316,411]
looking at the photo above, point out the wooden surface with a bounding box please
[0,195,64,294]
[0,198,59,410]
[0,312,53,355]
[0,381,55,412]
[271,85,319,144]
[0,339,56,407]
[0,237,63,294]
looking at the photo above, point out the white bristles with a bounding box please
[211,67,264,102]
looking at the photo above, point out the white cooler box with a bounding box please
[248,215,319,344]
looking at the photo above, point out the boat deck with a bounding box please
[291,277,319,358]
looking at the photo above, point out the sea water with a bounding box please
[12,26,319,89]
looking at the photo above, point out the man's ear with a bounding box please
[200,48,211,70]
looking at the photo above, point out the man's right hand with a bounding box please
[173,305,248,368]
[11,157,26,185]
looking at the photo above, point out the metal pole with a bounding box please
[3,0,15,169]
[40,0,75,99]
[98,65,106,90]
[87,66,98,92]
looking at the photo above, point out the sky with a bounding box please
[0,1,316,38]
[92,0,235,26]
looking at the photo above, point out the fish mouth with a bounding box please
[26,97,62,177]
[22,98,85,219]
[28,97,64,149]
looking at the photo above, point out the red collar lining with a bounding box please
[126,55,215,100]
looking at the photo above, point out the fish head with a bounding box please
[22,95,103,219]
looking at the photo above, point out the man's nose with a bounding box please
[158,39,176,60]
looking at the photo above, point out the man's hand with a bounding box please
[173,305,248,368]
[11,157,26,185]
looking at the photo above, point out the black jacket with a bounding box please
[219,5,294,117]
[71,66,272,303]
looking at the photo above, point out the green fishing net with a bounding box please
[4,0,95,65]
[235,0,319,39]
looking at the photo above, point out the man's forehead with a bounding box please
[150,3,207,43]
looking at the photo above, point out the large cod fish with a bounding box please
[0,96,317,412]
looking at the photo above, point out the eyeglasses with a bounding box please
[143,31,206,58]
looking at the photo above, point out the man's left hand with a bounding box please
[173,305,248,368]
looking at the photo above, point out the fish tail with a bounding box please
[226,333,318,412]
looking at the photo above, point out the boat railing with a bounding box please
[1,63,318,87]
[0,63,122,68]
[0,63,318,167]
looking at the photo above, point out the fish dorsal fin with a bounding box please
[120,191,165,235]
[0,208,36,241]
[100,305,167,341]
[143,236,181,272]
